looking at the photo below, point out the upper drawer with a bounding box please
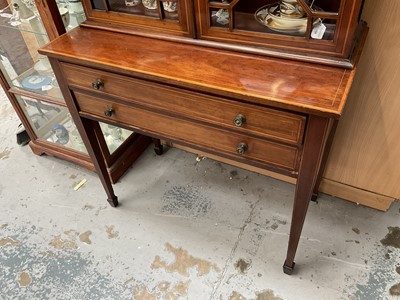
[61,63,306,145]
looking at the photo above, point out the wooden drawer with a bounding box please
[61,63,306,146]
[74,91,300,172]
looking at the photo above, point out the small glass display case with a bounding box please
[0,0,140,180]
[0,0,86,150]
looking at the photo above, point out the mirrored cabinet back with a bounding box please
[81,0,366,68]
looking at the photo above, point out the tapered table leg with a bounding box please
[311,119,339,202]
[81,118,118,207]
[48,58,118,207]
[283,115,331,274]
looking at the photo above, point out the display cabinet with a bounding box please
[81,0,366,67]
[0,0,151,182]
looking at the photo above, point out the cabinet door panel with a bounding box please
[194,0,364,63]
[83,0,194,36]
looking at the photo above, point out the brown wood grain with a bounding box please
[40,27,354,118]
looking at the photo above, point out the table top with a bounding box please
[40,26,360,118]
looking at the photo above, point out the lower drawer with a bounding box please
[74,92,300,171]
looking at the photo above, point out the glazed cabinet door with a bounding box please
[82,0,195,36]
[0,0,136,167]
[194,0,364,64]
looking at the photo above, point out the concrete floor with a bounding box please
[0,87,400,300]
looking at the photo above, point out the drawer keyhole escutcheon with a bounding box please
[92,79,104,90]
[236,142,248,155]
[233,114,246,127]
[104,107,115,117]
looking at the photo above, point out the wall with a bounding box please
[320,0,400,210]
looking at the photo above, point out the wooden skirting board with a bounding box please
[167,142,395,212]
[319,179,395,212]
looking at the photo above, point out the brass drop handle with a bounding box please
[92,79,104,90]
[233,114,246,127]
[104,107,115,117]
[236,142,248,155]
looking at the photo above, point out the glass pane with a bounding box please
[208,1,342,39]
[210,0,233,3]
[0,31,64,104]
[0,2,47,36]
[108,0,159,18]
[56,0,86,31]
[0,1,65,103]
[104,0,179,20]
[162,1,178,21]
[15,95,88,153]
[210,8,230,28]
[99,122,134,154]
[308,0,340,13]
[91,0,106,10]
[1,51,64,103]
[311,18,336,41]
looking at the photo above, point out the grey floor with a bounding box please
[1,87,400,300]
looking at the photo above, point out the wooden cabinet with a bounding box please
[0,0,150,182]
[38,0,367,274]
[81,0,366,68]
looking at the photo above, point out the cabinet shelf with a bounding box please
[9,64,64,104]
[0,13,48,36]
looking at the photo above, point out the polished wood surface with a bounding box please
[74,91,301,172]
[62,63,306,145]
[40,27,354,118]
[322,0,400,206]
[284,115,330,272]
